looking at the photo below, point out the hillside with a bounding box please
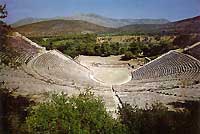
[11,16,67,27]
[164,16,200,34]
[118,16,200,35]
[12,13,169,28]
[11,17,48,27]
[117,24,163,34]
[15,20,111,36]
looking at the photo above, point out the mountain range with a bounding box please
[12,13,170,28]
[14,14,200,36]
[118,15,200,34]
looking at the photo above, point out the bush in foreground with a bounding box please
[119,102,200,134]
[25,91,126,134]
[23,89,200,134]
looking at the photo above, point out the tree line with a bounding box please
[30,34,175,60]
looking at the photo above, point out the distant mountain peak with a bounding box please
[67,13,170,28]
[119,15,200,34]
[12,13,170,28]
[73,13,104,17]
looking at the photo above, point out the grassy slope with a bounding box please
[16,20,112,37]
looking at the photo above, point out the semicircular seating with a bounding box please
[131,50,200,81]
[27,50,98,86]
[4,35,44,64]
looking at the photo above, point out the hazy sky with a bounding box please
[1,0,200,24]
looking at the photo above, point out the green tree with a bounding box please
[110,42,120,55]
[122,51,134,60]
[100,43,112,56]
[129,42,142,56]
[25,90,126,134]
[85,43,96,55]
[119,101,200,134]
[94,45,102,56]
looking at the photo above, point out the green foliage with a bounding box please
[129,42,142,56]
[121,51,134,60]
[142,41,174,57]
[119,102,200,134]
[2,83,199,134]
[30,34,175,59]
[25,90,126,134]
[173,34,200,48]
[0,85,33,134]
[30,34,129,58]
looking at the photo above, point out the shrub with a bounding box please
[25,90,126,134]
[119,102,200,134]
[121,51,134,60]
[173,34,200,48]
[129,42,142,56]
[0,85,33,134]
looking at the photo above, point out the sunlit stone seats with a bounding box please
[131,50,200,81]
[4,34,45,64]
[26,50,102,87]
